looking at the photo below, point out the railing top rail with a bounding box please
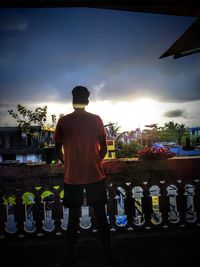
[1,156,200,184]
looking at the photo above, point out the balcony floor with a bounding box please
[1,228,200,267]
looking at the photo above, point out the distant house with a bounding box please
[188,127,200,148]
[154,138,200,156]
[118,128,142,144]
[0,126,55,163]
[104,139,116,159]
[189,127,200,136]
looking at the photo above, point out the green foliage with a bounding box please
[116,140,144,158]
[8,104,64,151]
[105,122,121,140]
[142,121,189,146]
[115,121,190,158]
[51,114,57,127]
[8,104,48,135]
[162,121,189,145]
[8,104,63,135]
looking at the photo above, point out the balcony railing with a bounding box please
[0,157,200,238]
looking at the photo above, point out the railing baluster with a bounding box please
[22,192,36,233]
[60,190,69,231]
[3,194,17,234]
[79,189,92,229]
[41,190,55,232]
[132,186,145,226]
[115,186,127,227]
[149,185,162,225]
[184,184,197,223]
[166,184,180,224]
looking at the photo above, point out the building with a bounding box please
[188,127,200,148]
[0,126,117,163]
[118,128,142,144]
[0,126,55,163]
[104,139,116,159]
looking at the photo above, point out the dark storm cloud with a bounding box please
[163,109,187,118]
[0,10,28,31]
[0,8,199,106]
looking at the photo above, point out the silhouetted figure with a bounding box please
[54,86,117,267]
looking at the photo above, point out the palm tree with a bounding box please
[164,121,189,145]
[104,122,121,140]
[177,124,189,145]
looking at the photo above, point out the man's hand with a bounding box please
[99,136,107,161]
[55,143,64,164]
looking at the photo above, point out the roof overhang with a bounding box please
[159,17,200,59]
[1,0,200,59]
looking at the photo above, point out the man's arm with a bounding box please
[55,143,64,164]
[99,136,107,161]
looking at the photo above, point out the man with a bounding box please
[54,86,116,267]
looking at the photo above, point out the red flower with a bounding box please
[137,146,176,160]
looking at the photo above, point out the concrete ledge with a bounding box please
[1,228,199,267]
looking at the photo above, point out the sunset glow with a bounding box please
[38,97,200,132]
[0,8,199,130]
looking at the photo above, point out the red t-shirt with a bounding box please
[54,110,106,184]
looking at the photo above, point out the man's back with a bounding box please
[55,110,106,184]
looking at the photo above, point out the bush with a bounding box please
[116,141,144,158]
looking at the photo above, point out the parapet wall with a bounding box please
[0,157,200,237]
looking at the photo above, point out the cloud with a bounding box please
[0,103,18,126]
[0,8,199,107]
[0,11,28,32]
[3,20,28,31]
[163,109,187,118]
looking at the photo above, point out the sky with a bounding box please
[0,7,200,132]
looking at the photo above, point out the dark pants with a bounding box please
[66,205,113,259]
[63,180,113,263]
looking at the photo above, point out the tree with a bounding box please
[116,140,144,158]
[141,124,161,146]
[8,104,63,145]
[8,104,48,136]
[141,121,189,146]
[163,121,189,145]
[104,122,121,140]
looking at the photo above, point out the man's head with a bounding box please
[72,86,90,109]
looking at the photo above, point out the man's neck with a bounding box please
[74,108,85,112]
[73,103,87,111]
